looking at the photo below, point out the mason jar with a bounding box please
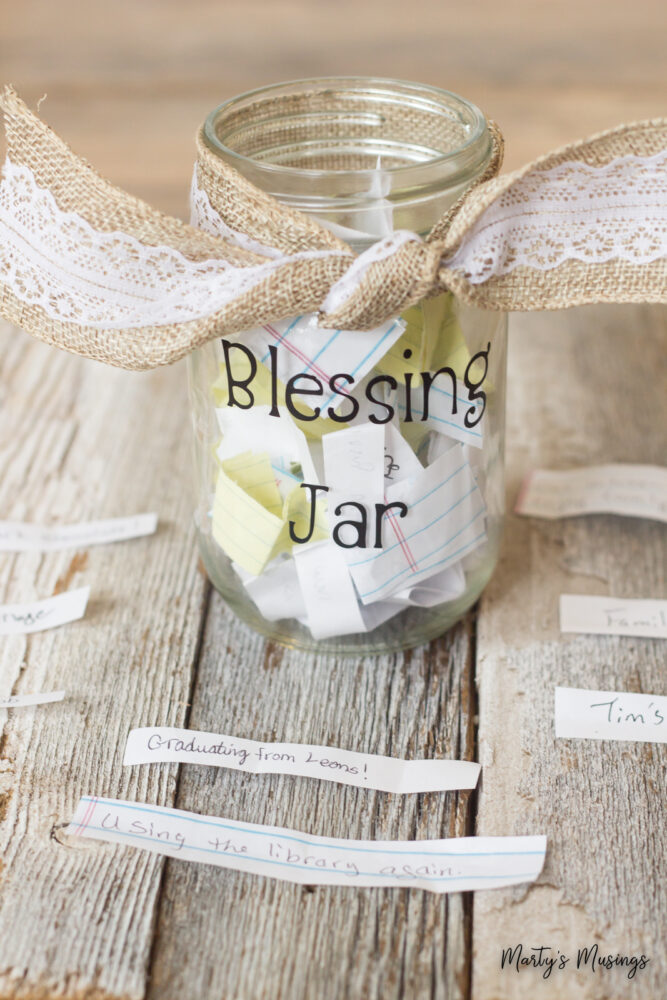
[187,77,507,653]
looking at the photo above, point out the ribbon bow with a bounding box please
[0,86,665,370]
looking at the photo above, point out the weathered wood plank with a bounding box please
[147,602,476,1000]
[0,323,208,998]
[472,304,667,999]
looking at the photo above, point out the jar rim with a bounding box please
[202,75,490,182]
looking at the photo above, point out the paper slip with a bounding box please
[357,598,404,633]
[560,594,667,639]
[68,796,546,893]
[322,423,385,551]
[376,296,480,385]
[347,445,487,604]
[386,296,486,451]
[322,423,385,499]
[515,464,667,523]
[0,513,157,552]
[0,690,65,708]
[243,315,405,414]
[212,458,285,574]
[294,541,366,639]
[293,549,402,638]
[0,587,90,635]
[235,558,307,623]
[394,563,466,608]
[555,687,667,743]
[124,726,480,793]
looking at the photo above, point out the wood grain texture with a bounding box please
[146,602,476,1000]
[0,323,208,998]
[472,304,667,1000]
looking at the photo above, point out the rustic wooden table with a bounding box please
[0,3,665,998]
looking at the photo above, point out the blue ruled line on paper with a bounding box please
[260,316,302,364]
[396,400,482,440]
[78,798,545,858]
[81,825,541,882]
[356,525,486,600]
[349,480,481,568]
[320,321,401,412]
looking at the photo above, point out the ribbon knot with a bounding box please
[318,232,445,331]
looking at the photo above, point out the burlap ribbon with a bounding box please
[0,86,665,370]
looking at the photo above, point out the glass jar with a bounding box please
[187,77,507,653]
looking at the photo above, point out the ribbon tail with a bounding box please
[0,87,352,370]
[437,118,667,311]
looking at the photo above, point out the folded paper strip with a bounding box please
[0,87,665,370]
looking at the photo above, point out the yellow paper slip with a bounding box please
[213,455,329,574]
[222,451,283,517]
[212,469,285,575]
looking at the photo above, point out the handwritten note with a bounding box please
[515,464,667,522]
[124,726,480,793]
[0,587,90,635]
[0,690,65,708]
[322,423,385,499]
[560,595,667,639]
[555,686,667,743]
[68,796,547,893]
[384,422,423,483]
[0,513,157,552]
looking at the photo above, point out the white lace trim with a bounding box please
[446,150,667,284]
[190,167,420,316]
[189,167,284,259]
[0,159,346,330]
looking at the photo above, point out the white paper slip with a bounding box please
[322,422,385,499]
[394,563,466,608]
[555,687,667,743]
[68,796,547,894]
[0,690,65,708]
[515,464,667,522]
[124,727,481,794]
[235,558,307,623]
[0,587,90,635]
[560,595,667,639]
[347,444,487,605]
[0,513,157,551]
[294,541,366,639]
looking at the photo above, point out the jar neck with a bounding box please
[203,77,492,250]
